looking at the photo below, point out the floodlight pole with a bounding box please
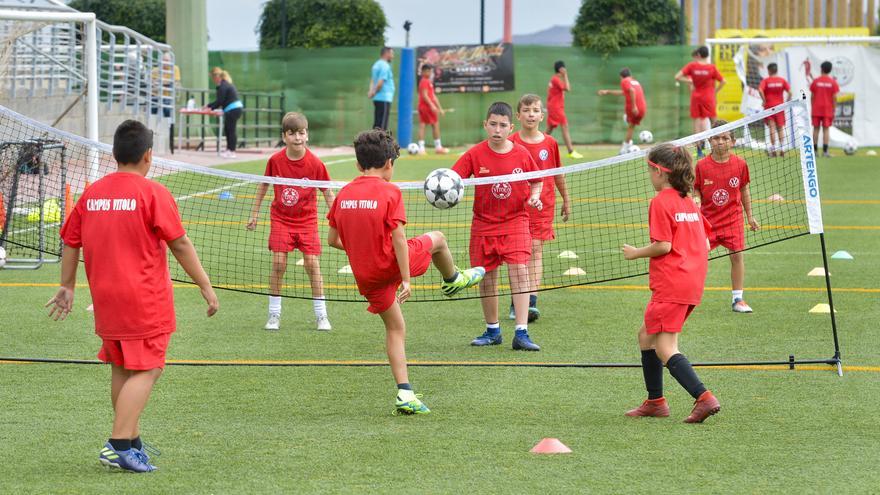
[480,0,485,44]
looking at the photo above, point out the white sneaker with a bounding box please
[316,316,332,331]
[732,298,753,313]
[265,313,280,331]
[221,150,237,159]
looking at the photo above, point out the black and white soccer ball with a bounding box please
[843,140,858,156]
[639,130,654,144]
[424,168,463,209]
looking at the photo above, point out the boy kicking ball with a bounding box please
[47,120,219,472]
[327,129,484,414]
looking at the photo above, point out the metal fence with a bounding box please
[175,88,286,152]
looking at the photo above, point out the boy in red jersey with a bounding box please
[327,129,484,414]
[506,93,571,322]
[622,143,720,423]
[47,120,219,472]
[416,64,449,155]
[597,67,648,155]
[545,61,583,159]
[247,112,335,331]
[809,61,839,158]
[453,102,544,351]
[695,120,760,313]
[675,46,725,156]
[758,63,791,157]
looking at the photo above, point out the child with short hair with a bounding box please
[809,61,839,158]
[758,63,791,157]
[675,46,725,157]
[507,93,571,321]
[47,120,219,472]
[545,60,583,159]
[247,112,335,331]
[597,67,648,155]
[694,120,760,313]
[453,102,544,351]
[622,143,720,423]
[417,64,449,155]
[327,129,484,414]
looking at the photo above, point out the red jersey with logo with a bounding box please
[509,132,560,224]
[809,75,840,117]
[547,74,566,111]
[452,140,539,236]
[60,172,186,340]
[264,148,331,232]
[621,76,647,115]
[648,188,711,305]
[418,77,436,111]
[681,62,723,100]
[759,76,790,108]
[327,176,407,292]
[694,153,751,231]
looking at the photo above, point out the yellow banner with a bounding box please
[712,28,869,121]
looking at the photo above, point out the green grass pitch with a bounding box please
[1,147,879,493]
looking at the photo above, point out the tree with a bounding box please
[572,0,684,56]
[258,0,386,49]
[69,0,166,43]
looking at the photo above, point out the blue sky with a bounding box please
[206,0,581,51]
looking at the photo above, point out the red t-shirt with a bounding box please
[509,132,560,224]
[620,76,647,114]
[546,74,565,111]
[60,172,186,340]
[809,75,840,117]
[681,62,723,100]
[418,77,436,111]
[452,140,539,236]
[694,153,751,230]
[759,76,790,108]
[327,176,406,292]
[264,148,331,232]
[648,188,711,305]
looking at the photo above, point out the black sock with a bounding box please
[131,436,143,451]
[814,144,818,153]
[823,144,829,153]
[640,350,664,400]
[666,353,707,399]
[397,383,412,391]
[529,294,537,307]
[109,438,132,451]
[443,272,458,283]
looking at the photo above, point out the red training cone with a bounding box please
[530,438,572,454]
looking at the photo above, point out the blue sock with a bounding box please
[397,382,412,391]
[529,295,537,307]
[486,322,500,334]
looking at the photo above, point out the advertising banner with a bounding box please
[416,43,514,93]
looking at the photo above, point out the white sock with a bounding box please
[418,140,425,151]
[397,389,416,401]
[434,139,442,148]
[515,325,527,332]
[732,290,743,303]
[313,297,327,319]
[268,295,282,315]
[486,322,500,330]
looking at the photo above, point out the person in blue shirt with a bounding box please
[368,47,395,130]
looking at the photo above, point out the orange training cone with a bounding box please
[530,438,572,454]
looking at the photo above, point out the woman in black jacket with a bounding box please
[207,67,244,158]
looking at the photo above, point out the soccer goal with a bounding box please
[0,96,843,375]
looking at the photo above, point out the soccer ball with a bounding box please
[424,168,463,209]
[628,144,641,154]
[407,142,421,155]
[639,130,654,144]
[0,246,6,269]
[843,140,858,156]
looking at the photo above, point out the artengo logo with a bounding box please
[802,135,819,198]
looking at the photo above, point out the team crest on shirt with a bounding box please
[539,149,549,161]
[729,177,740,188]
[281,187,299,206]
[712,189,729,207]
[512,168,523,174]
[491,182,512,199]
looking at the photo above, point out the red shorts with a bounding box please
[690,97,717,119]
[361,234,433,314]
[644,301,696,334]
[269,223,321,255]
[625,110,645,126]
[547,107,567,127]
[812,115,832,128]
[470,233,531,272]
[529,219,555,241]
[418,105,437,125]
[709,227,745,252]
[98,333,171,370]
[764,112,785,127]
